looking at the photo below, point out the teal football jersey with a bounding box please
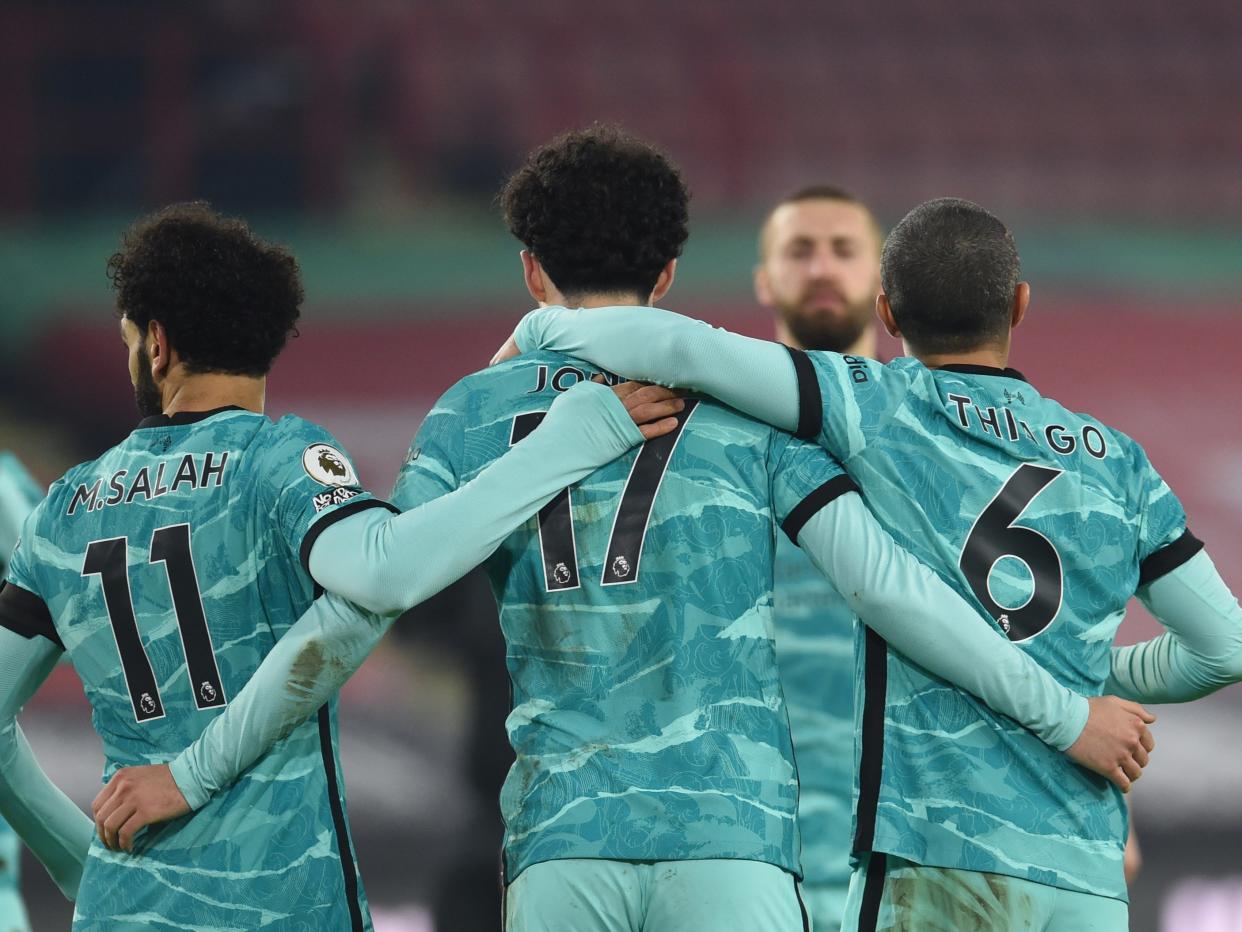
[0,452,41,928]
[2,408,389,931]
[772,535,856,893]
[788,352,1199,902]
[393,352,856,883]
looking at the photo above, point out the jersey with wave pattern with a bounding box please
[394,351,850,882]
[772,533,856,893]
[795,353,1193,902]
[4,410,380,930]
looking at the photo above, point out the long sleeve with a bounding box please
[169,593,393,811]
[0,627,93,899]
[307,378,646,614]
[514,305,804,434]
[1106,550,1242,703]
[171,380,648,809]
[796,494,1089,751]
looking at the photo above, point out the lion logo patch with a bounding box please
[302,444,358,487]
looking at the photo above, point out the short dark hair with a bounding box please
[106,202,304,377]
[500,125,690,301]
[880,198,1019,354]
[759,184,884,259]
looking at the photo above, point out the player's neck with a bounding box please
[543,291,647,310]
[914,345,1010,371]
[160,371,266,418]
[778,322,877,359]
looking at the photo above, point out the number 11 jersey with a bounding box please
[2,407,388,931]
[789,352,1199,902]
[394,352,856,883]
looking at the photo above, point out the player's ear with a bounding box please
[1011,282,1031,331]
[147,320,172,378]
[876,293,902,338]
[650,259,677,304]
[521,250,548,304]
[753,263,772,306]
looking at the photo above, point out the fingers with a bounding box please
[1139,728,1155,753]
[1133,743,1150,769]
[613,382,678,408]
[627,397,685,427]
[488,335,523,367]
[1111,767,1132,794]
[1123,700,1156,724]
[99,799,137,852]
[118,812,148,853]
[1120,755,1143,785]
[638,417,682,441]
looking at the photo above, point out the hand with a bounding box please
[1066,696,1155,793]
[610,381,684,440]
[489,334,523,367]
[92,763,190,852]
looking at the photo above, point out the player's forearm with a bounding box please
[797,495,1089,751]
[169,592,393,810]
[309,380,645,614]
[514,305,802,433]
[1107,551,1242,702]
[0,629,91,899]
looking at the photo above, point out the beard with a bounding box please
[133,345,164,418]
[778,293,874,352]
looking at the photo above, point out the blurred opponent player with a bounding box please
[756,186,883,931]
[0,453,41,932]
[507,197,1242,930]
[105,138,1152,932]
[0,204,670,931]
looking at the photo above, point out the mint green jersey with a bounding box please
[0,452,41,928]
[393,352,856,883]
[772,534,856,893]
[2,408,389,931]
[789,352,1198,902]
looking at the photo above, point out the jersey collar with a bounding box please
[135,405,252,430]
[934,363,1030,384]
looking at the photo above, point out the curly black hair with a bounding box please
[106,202,304,377]
[501,125,690,301]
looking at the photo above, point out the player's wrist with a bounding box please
[167,753,210,812]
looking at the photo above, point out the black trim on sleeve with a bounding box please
[1138,528,1204,587]
[318,706,365,932]
[785,347,824,441]
[0,582,64,650]
[299,498,400,574]
[780,475,860,543]
[853,627,888,855]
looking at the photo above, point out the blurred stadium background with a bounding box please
[2,2,1240,929]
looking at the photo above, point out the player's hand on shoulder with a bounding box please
[92,763,191,852]
[609,380,684,440]
[1066,695,1156,793]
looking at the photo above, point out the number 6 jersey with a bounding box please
[788,352,1198,903]
[0,407,389,931]
[394,352,856,884]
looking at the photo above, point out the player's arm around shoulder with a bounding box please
[792,489,1155,791]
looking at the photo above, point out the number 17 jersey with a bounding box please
[789,352,1199,902]
[2,407,387,931]
[394,352,856,883]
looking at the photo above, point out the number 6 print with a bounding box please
[959,464,1065,642]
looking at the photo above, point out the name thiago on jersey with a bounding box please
[66,451,228,516]
[945,391,1109,459]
